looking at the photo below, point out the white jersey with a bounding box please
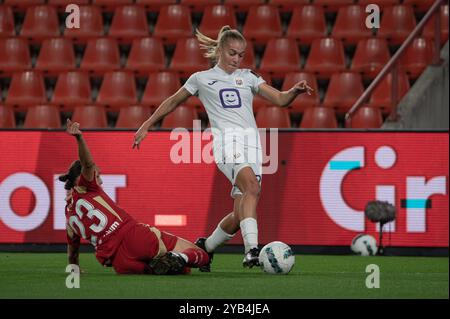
[183,65,266,155]
[184,65,266,197]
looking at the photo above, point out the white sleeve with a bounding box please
[249,70,266,94]
[183,72,199,96]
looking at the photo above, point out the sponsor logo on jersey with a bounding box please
[234,77,244,87]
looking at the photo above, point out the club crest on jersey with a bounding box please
[234,77,244,87]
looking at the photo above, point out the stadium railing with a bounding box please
[345,0,448,125]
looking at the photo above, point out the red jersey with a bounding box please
[65,174,136,265]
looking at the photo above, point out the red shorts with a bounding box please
[111,223,178,274]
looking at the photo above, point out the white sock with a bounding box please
[205,226,235,253]
[178,252,189,263]
[240,217,258,253]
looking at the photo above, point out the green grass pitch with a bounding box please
[0,253,448,299]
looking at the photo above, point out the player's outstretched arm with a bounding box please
[133,87,192,149]
[66,119,96,181]
[258,81,314,108]
[66,224,80,266]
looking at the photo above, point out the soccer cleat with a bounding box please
[195,237,214,272]
[243,247,260,268]
[149,252,186,275]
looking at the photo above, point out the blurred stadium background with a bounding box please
[0,0,448,299]
[0,0,448,129]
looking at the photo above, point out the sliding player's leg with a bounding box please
[111,223,157,274]
[195,196,242,272]
[169,232,209,268]
[113,257,152,275]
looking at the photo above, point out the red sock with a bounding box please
[181,248,209,268]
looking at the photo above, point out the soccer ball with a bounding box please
[351,234,378,256]
[259,241,295,274]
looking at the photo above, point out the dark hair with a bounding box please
[58,160,82,190]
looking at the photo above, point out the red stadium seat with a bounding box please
[141,72,181,108]
[0,6,15,37]
[332,5,373,45]
[286,5,327,45]
[0,105,16,128]
[243,5,283,45]
[51,72,92,111]
[93,0,133,9]
[269,0,310,12]
[0,38,32,74]
[184,95,203,111]
[322,72,365,114]
[403,0,435,12]
[304,38,346,79]
[251,71,272,112]
[136,0,177,11]
[181,0,221,12]
[422,5,449,45]
[64,5,104,42]
[358,0,400,7]
[369,71,410,111]
[256,106,291,128]
[186,96,207,114]
[20,5,60,42]
[108,5,149,43]
[153,5,193,44]
[377,5,417,45]
[256,71,272,85]
[314,0,354,12]
[35,38,76,74]
[72,105,108,128]
[224,0,265,12]
[281,72,320,112]
[346,106,383,129]
[125,38,166,74]
[252,95,271,113]
[161,105,199,128]
[300,107,338,128]
[169,38,210,77]
[24,105,61,128]
[80,38,121,74]
[48,0,90,7]
[6,71,47,110]
[240,41,256,70]
[4,1,45,10]
[399,37,435,79]
[259,38,301,76]
[198,5,237,39]
[96,71,138,111]
[351,38,391,80]
[116,105,152,128]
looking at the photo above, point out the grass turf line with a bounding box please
[0,253,447,299]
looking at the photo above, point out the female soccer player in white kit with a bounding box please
[133,26,313,270]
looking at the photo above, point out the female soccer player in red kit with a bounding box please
[62,119,209,275]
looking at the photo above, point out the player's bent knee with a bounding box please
[245,180,260,198]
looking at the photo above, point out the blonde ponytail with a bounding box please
[195,25,246,62]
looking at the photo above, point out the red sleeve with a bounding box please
[78,173,101,192]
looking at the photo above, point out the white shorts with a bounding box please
[214,143,262,198]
